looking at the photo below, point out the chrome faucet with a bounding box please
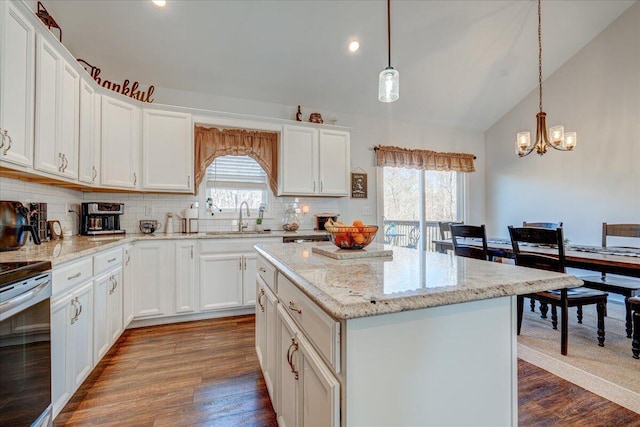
[238,201,250,232]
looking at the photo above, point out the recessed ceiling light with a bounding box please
[348,40,360,53]
[152,0,167,7]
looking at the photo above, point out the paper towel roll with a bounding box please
[182,208,199,219]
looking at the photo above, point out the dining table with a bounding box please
[434,237,640,339]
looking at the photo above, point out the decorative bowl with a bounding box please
[324,224,378,250]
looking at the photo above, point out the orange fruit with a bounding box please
[352,219,364,227]
[353,233,365,245]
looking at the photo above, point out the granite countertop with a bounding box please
[255,242,583,320]
[0,230,327,266]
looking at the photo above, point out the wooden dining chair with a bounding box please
[438,221,463,240]
[508,226,608,355]
[630,296,640,359]
[522,221,563,229]
[450,224,489,261]
[579,223,640,338]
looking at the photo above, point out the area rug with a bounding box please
[517,299,640,414]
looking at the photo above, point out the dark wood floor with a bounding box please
[55,315,640,427]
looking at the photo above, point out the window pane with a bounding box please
[383,167,420,221]
[424,171,457,221]
[204,155,268,212]
[208,188,265,211]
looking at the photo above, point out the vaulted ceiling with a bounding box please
[41,0,636,131]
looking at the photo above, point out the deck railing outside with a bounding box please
[381,220,442,252]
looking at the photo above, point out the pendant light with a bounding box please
[378,0,399,103]
[516,0,577,157]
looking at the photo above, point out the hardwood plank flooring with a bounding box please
[55,315,640,427]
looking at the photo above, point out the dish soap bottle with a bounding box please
[282,205,300,232]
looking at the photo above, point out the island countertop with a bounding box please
[254,242,583,320]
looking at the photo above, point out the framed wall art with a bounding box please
[351,172,368,199]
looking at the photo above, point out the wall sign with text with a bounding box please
[77,59,155,103]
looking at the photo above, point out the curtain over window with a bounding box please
[194,126,279,194]
[374,145,475,172]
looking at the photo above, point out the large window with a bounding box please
[382,167,464,250]
[203,155,269,214]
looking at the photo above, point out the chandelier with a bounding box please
[516,0,576,157]
[378,0,399,103]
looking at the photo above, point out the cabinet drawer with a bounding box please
[257,256,276,292]
[278,274,340,373]
[53,258,92,296]
[94,248,123,275]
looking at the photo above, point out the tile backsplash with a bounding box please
[2,177,346,236]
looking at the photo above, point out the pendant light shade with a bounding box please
[379,0,399,103]
[379,67,399,102]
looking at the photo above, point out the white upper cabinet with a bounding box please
[101,95,140,189]
[0,1,35,168]
[142,109,193,192]
[78,78,101,185]
[34,35,80,180]
[279,125,350,196]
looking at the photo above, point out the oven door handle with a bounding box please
[0,280,51,317]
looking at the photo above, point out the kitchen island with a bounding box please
[254,242,582,427]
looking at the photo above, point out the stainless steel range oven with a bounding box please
[0,260,53,427]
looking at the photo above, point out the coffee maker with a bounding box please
[81,202,125,235]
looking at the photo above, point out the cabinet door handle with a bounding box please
[62,154,68,172]
[125,250,131,266]
[133,172,137,186]
[257,288,265,312]
[259,267,267,273]
[313,181,316,192]
[286,338,299,380]
[288,300,302,314]
[190,246,193,259]
[187,175,190,187]
[107,257,117,263]
[70,298,79,324]
[58,153,64,171]
[2,131,12,155]
[320,181,323,192]
[109,276,117,294]
[75,297,83,320]
[67,272,81,280]
[0,130,5,150]
[92,166,98,181]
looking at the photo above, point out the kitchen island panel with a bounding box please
[345,295,516,427]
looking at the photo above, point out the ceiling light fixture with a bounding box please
[348,40,360,53]
[152,0,167,7]
[516,0,576,157]
[378,0,399,103]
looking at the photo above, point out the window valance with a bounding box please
[374,145,476,172]
[194,126,279,195]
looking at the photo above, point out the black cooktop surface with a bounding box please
[0,260,51,287]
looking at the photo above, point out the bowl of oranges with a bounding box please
[324,219,379,250]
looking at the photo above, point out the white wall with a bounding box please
[484,2,640,244]
[155,89,486,227]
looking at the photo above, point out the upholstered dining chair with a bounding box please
[508,226,608,355]
[579,223,640,338]
[449,224,489,261]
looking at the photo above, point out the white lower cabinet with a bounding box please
[132,241,173,318]
[51,280,93,418]
[199,253,243,310]
[175,240,197,314]
[122,244,134,326]
[277,304,339,427]
[255,276,278,403]
[93,267,123,361]
[199,238,279,312]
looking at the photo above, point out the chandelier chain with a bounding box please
[538,0,543,113]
